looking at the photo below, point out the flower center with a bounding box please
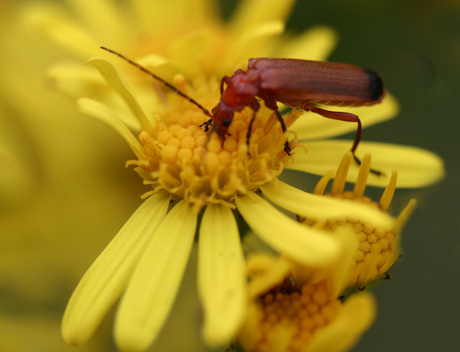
[253,280,341,352]
[130,87,295,209]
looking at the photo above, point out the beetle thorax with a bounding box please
[221,70,259,109]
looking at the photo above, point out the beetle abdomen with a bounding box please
[249,58,384,107]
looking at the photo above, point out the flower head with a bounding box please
[238,231,376,352]
[298,152,417,287]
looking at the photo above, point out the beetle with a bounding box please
[100,47,385,172]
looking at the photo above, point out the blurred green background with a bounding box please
[1,0,458,351]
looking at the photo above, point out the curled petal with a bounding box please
[288,140,444,188]
[246,254,292,299]
[307,293,377,352]
[86,57,153,132]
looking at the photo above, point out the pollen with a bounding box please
[300,152,416,287]
[247,280,341,352]
[130,88,295,209]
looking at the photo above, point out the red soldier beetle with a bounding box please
[100,47,385,174]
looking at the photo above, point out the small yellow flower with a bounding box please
[238,231,376,352]
[298,152,417,287]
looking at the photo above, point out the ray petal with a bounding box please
[198,205,246,347]
[62,193,170,346]
[114,201,198,352]
[235,194,339,267]
[291,93,399,141]
[260,180,393,228]
[77,98,144,158]
[21,3,99,58]
[66,0,127,46]
[287,140,444,188]
[230,0,295,35]
[86,57,153,132]
[278,26,338,61]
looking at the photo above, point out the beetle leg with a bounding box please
[245,99,261,153]
[220,76,231,95]
[246,110,257,153]
[272,109,291,155]
[263,98,291,155]
[199,118,214,132]
[303,104,362,153]
[303,103,383,176]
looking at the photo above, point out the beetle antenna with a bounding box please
[100,46,212,117]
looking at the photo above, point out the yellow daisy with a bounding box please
[18,0,444,351]
[238,230,376,352]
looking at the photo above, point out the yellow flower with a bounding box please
[238,231,376,352]
[298,152,417,287]
[18,0,444,351]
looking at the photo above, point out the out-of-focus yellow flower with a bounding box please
[238,231,376,352]
[298,152,416,287]
[0,2,151,351]
[10,0,444,352]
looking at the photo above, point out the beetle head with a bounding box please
[211,102,234,138]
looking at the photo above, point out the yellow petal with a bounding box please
[48,63,142,130]
[246,254,292,299]
[114,201,198,352]
[261,180,393,228]
[292,93,399,141]
[306,293,376,352]
[130,0,216,31]
[230,0,295,35]
[86,57,153,133]
[288,140,445,188]
[235,193,339,267]
[65,0,127,46]
[229,21,285,66]
[198,205,246,347]
[77,98,144,158]
[21,3,99,58]
[278,26,338,61]
[61,193,170,346]
[171,29,213,77]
